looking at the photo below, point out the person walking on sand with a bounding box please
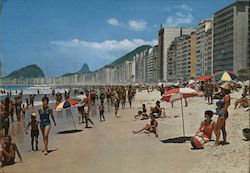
[128,88,133,108]
[113,93,120,118]
[1,103,10,137]
[195,110,216,142]
[26,113,39,151]
[133,114,158,137]
[99,101,105,122]
[83,97,94,128]
[38,96,56,155]
[214,83,231,147]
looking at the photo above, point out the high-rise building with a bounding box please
[167,40,177,82]
[196,19,213,77]
[158,27,194,81]
[213,0,249,73]
[175,35,193,81]
[190,31,197,78]
[145,45,159,83]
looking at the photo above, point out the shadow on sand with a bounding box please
[161,136,192,144]
[48,148,58,153]
[57,129,83,134]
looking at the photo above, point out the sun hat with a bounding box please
[220,82,232,90]
[31,113,37,117]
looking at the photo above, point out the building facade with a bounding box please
[196,19,213,77]
[175,35,193,81]
[213,0,249,73]
[158,27,195,81]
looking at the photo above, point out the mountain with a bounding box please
[110,45,151,66]
[4,64,45,79]
[61,63,90,77]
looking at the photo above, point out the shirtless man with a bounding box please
[0,135,23,166]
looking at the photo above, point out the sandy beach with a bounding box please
[1,89,249,173]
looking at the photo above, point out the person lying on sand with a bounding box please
[133,114,158,137]
[0,135,23,167]
[195,110,216,142]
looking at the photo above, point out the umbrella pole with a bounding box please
[69,109,77,130]
[180,94,185,139]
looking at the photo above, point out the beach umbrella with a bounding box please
[213,71,238,81]
[197,76,213,81]
[54,99,79,111]
[54,99,80,130]
[163,82,176,87]
[188,80,195,84]
[162,88,199,137]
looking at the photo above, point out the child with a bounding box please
[99,101,105,122]
[195,110,216,142]
[21,104,26,120]
[26,113,39,151]
[133,114,158,137]
[215,100,225,116]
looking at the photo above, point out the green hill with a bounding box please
[61,63,90,77]
[4,64,45,79]
[110,45,151,66]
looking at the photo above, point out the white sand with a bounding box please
[1,90,249,173]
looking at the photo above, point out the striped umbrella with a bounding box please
[213,71,238,81]
[54,99,79,111]
[162,88,199,138]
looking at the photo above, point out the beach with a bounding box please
[1,89,249,173]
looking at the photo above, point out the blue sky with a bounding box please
[0,0,235,77]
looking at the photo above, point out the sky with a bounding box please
[0,0,235,77]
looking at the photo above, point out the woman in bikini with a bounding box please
[38,96,56,155]
[214,83,231,147]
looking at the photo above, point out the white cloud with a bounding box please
[164,4,194,27]
[128,20,147,31]
[51,38,157,61]
[107,18,119,26]
[175,4,192,12]
[51,38,157,51]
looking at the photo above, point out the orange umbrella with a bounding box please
[197,76,214,81]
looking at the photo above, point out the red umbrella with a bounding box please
[197,76,214,81]
[162,88,199,137]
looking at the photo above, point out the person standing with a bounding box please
[38,96,56,155]
[99,101,105,122]
[214,83,231,147]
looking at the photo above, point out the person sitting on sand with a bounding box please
[195,110,216,142]
[0,135,23,167]
[234,86,249,109]
[133,114,158,137]
[26,113,39,151]
[150,101,165,118]
[134,104,148,120]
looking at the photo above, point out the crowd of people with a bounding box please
[0,80,248,167]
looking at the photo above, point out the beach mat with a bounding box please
[57,129,83,134]
[161,136,192,143]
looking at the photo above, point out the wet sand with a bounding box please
[1,90,249,173]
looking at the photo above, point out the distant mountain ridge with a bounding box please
[4,64,45,79]
[61,63,90,77]
[110,45,151,66]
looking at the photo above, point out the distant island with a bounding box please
[4,64,45,79]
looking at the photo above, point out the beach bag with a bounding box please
[191,135,205,149]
